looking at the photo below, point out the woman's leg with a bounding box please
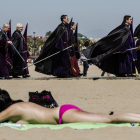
[83,61,89,76]
[62,109,140,124]
[110,113,140,123]
[62,110,111,123]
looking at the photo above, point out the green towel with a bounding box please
[0,122,139,130]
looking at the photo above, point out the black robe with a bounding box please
[82,23,131,74]
[0,31,9,78]
[134,24,140,39]
[12,30,24,75]
[134,24,140,73]
[69,30,76,57]
[35,23,67,75]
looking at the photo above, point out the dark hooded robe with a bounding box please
[68,24,80,76]
[134,24,140,39]
[74,23,80,60]
[69,30,75,57]
[22,24,30,75]
[7,20,13,76]
[12,29,28,76]
[69,23,80,59]
[134,24,140,73]
[35,22,71,77]
[83,23,136,75]
[0,31,9,78]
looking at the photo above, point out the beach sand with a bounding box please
[0,64,140,140]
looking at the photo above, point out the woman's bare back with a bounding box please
[0,102,60,124]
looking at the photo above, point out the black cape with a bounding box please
[69,30,75,57]
[12,30,24,75]
[0,31,5,40]
[83,23,130,74]
[134,24,140,39]
[35,23,67,75]
[134,24,140,73]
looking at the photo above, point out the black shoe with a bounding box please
[22,75,30,78]
[127,74,136,77]
[26,75,30,77]
[5,77,12,79]
[116,74,126,77]
[57,75,72,78]
[13,75,21,78]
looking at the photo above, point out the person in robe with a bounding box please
[134,24,140,74]
[35,15,74,78]
[69,22,80,58]
[83,15,137,77]
[134,24,140,40]
[0,23,13,79]
[12,23,30,78]
[22,24,30,77]
[69,22,81,76]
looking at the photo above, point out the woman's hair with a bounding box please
[0,98,6,112]
[0,89,23,112]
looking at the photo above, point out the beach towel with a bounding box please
[0,122,139,131]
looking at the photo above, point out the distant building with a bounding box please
[27,35,32,39]
[36,36,43,39]
[95,38,101,42]
[89,37,95,42]
[27,35,46,41]
[36,36,46,41]
[78,33,87,39]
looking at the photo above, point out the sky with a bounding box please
[1,0,140,38]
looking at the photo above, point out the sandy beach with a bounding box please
[0,64,140,140]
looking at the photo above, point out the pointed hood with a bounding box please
[74,23,78,43]
[68,18,73,40]
[7,20,13,67]
[130,18,134,37]
[23,23,28,43]
[7,20,11,40]
[130,18,137,60]
[74,23,80,59]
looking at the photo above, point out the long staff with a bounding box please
[23,45,73,69]
[0,28,25,62]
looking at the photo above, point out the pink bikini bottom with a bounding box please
[58,104,81,124]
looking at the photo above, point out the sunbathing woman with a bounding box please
[1,100,140,124]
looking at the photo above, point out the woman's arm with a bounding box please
[0,105,21,123]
